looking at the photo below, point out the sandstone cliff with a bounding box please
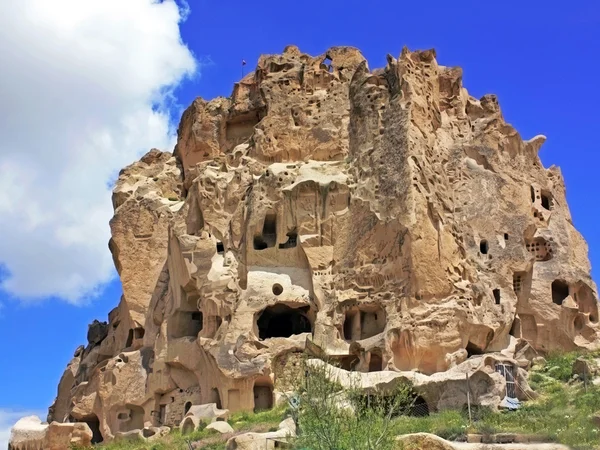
[43,45,599,443]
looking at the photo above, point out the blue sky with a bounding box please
[0,0,598,440]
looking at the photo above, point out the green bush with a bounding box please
[540,351,578,382]
[293,362,417,450]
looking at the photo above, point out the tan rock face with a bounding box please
[43,45,599,443]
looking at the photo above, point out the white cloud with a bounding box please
[0,408,47,449]
[0,0,196,302]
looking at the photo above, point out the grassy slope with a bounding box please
[389,351,600,449]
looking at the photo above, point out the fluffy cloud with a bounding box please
[0,409,47,449]
[0,0,196,302]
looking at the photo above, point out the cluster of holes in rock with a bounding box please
[314,270,330,276]
[526,238,553,261]
[257,304,312,340]
[513,274,523,294]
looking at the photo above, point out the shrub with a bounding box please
[293,361,416,450]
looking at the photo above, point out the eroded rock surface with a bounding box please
[27,45,599,443]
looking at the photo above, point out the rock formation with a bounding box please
[19,45,599,444]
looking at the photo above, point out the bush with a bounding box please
[293,361,417,450]
[540,351,578,382]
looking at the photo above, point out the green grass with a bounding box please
[390,410,468,441]
[228,405,287,430]
[84,427,222,450]
[385,351,600,449]
[399,351,600,450]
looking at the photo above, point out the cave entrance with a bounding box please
[125,327,145,348]
[253,383,274,412]
[169,311,203,339]
[168,290,203,339]
[493,289,501,305]
[552,280,569,306]
[158,405,166,425]
[225,111,260,143]
[480,240,489,255]
[574,282,599,323]
[210,388,222,409]
[118,405,145,432]
[368,351,383,372]
[466,341,484,358]
[409,396,430,417]
[257,304,312,340]
[335,355,359,371]
[253,213,277,250]
[343,306,386,341]
[279,231,298,249]
[83,414,103,444]
[541,190,553,210]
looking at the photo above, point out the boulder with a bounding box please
[225,429,292,450]
[114,429,144,441]
[395,433,455,450]
[44,422,93,449]
[206,421,234,434]
[180,403,230,434]
[9,416,48,450]
[9,417,93,450]
[225,416,296,450]
[572,357,596,379]
[305,355,532,412]
[87,320,109,346]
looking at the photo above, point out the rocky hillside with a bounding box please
[10,44,599,448]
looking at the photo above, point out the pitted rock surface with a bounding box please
[36,45,599,443]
